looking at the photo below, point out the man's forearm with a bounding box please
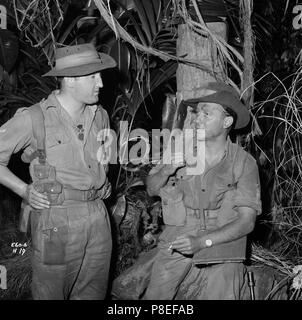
[170,207,257,255]
[146,153,185,196]
[146,169,170,197]
[199,207,257,248]
[0,165,28,198]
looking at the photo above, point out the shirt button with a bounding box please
[88,165,91,169]
[53,227,58,232]
[201,189,205,192]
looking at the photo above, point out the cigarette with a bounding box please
[168,244,173,250]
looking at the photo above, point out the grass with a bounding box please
[0,225,32,300]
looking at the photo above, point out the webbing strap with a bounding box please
[232,144,248,184]
[27,103,46,164]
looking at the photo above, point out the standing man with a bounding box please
[0,43,116,299]
[144,82,261,300]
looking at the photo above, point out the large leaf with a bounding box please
[85,21,113,42]
[111,195,127,227]
[129,60,177,114]
[118,0,166,46]
[154,31,176,55]
[112,0,148,45]
[91,0,177,119]
[151,0,162,28]
[194,0,227,17]
[57,15,85,44]
[142,0,157,37]
[0,29,19,73]
[119,10,148,46]
[109,40,132,91]
[162,94,177,131]
[133,0,153,43]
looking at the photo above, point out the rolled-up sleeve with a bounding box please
[233,156,262,215]
[0,108,32,166]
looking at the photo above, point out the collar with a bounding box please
[224,137,233,159]
[43,91,60,109]
[43,90,98,115]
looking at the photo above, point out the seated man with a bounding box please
[144,82,261,300]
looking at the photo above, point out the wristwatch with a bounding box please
[205,239,213,247]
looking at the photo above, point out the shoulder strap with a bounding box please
[232,144,248,185]
[95,108,103,131]
[27,103,46,164]
[95,106,109,131]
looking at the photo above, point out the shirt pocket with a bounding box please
[160,186,186,226]
[178,176,199,209]
[208,175,237,209]
[46,128,73,167]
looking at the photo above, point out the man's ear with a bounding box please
[223,116,233,129]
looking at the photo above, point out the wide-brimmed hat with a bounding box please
[179,82,250,129]
[43,43,116,77]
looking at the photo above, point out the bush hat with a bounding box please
[179,82,250,129]
[43,43,116,77]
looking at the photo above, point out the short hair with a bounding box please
[56,76,64,89]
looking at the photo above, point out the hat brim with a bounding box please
[42,52,116,77]
[181,91,250,129]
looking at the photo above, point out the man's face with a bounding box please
[72,72,103,105]
[185,102,231,141]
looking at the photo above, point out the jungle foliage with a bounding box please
[1,0,302,300]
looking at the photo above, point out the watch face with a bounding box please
[205,239,212,247]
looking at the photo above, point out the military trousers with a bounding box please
[144,224,245,300]
[144,224,197,300]
[176,261,245,300]
[30,199,112,300]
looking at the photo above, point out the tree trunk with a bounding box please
[176,21,227,102]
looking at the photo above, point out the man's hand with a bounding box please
[21,184,50,209]
[170,235,203,255]
[161,152,186,176]
[146,152,185,197]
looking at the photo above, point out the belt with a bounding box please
[63,188,100,201]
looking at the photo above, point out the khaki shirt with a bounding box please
[0,91,109,190]
[150,138,261,262]
[150,138,261,227]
